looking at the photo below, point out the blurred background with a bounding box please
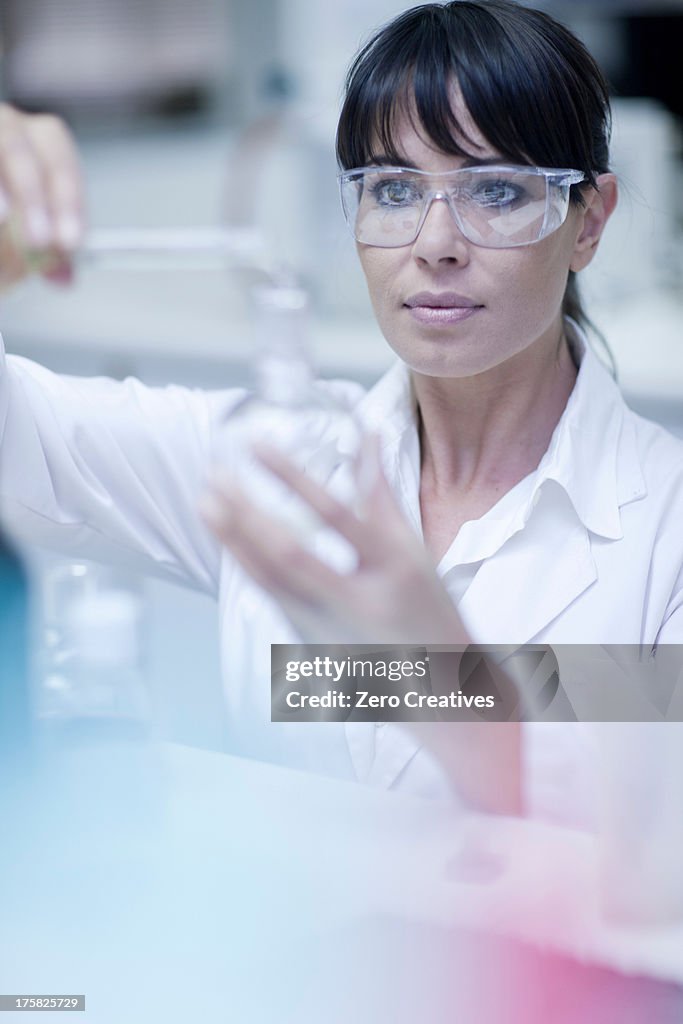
[0,0,682,749]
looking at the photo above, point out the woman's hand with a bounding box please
[0,104,85,291]
[201,438,522,815]
[201,436,469,645]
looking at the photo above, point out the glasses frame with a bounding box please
[337,164,587,249]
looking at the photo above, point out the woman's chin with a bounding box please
[385,334,498,380]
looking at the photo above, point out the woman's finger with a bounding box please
[252,436,415,565]
[0,106,85,287]
[0,106,52,249]
[201,483,355,609]
[24,113,84,252]
[0,225,30,291]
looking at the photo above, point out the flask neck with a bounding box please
[254,347,314,403]
[251,281,314,403]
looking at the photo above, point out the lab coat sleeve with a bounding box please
[0,337,229,594]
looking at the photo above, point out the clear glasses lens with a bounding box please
[339,166,583,249]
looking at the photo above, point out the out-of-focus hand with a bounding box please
[0,104,85,290]
[201,437,522,814]
[201,435,469,645]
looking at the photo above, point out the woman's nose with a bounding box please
[410,194,470,266]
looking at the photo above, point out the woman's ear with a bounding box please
[570,173,618,272]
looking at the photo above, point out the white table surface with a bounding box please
[163,743,683,987]
[2,739,682,1024]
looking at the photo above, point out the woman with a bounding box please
[0,1,682,821]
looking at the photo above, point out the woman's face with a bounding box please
[357,100,605,380]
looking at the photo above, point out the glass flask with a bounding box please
[219,281,368,570]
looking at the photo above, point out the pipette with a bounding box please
[75,226,274,274]
[21,225,285,281]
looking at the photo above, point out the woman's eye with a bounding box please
[370,179,421,206]
[469,179,524,208]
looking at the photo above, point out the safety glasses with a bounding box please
[338,164,586,249]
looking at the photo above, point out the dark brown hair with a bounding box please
[336,0,613,336]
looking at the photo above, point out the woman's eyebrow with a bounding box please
[459,155,512,167]
[366,153,414,167]
[366,154,512,169]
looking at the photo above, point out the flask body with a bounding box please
[223,383,363,549]
[220,282,366,568]
[38,587,163,874]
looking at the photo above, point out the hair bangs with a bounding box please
[451,11,609,186]
[336,7,491,169]
[369,74,480,168]
[337,1,610,182]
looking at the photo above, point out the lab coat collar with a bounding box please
[355,321,647,542]
[529,322,646,540]
[354,357,417,442]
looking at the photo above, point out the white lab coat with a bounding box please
[2,323,683,826]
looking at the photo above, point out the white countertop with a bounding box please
[162,743,683,987]
[2,741,682,1023]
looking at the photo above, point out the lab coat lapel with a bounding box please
[457,485,598,645]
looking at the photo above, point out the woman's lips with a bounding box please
[407,304,482,325]
[404,290,483,325]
